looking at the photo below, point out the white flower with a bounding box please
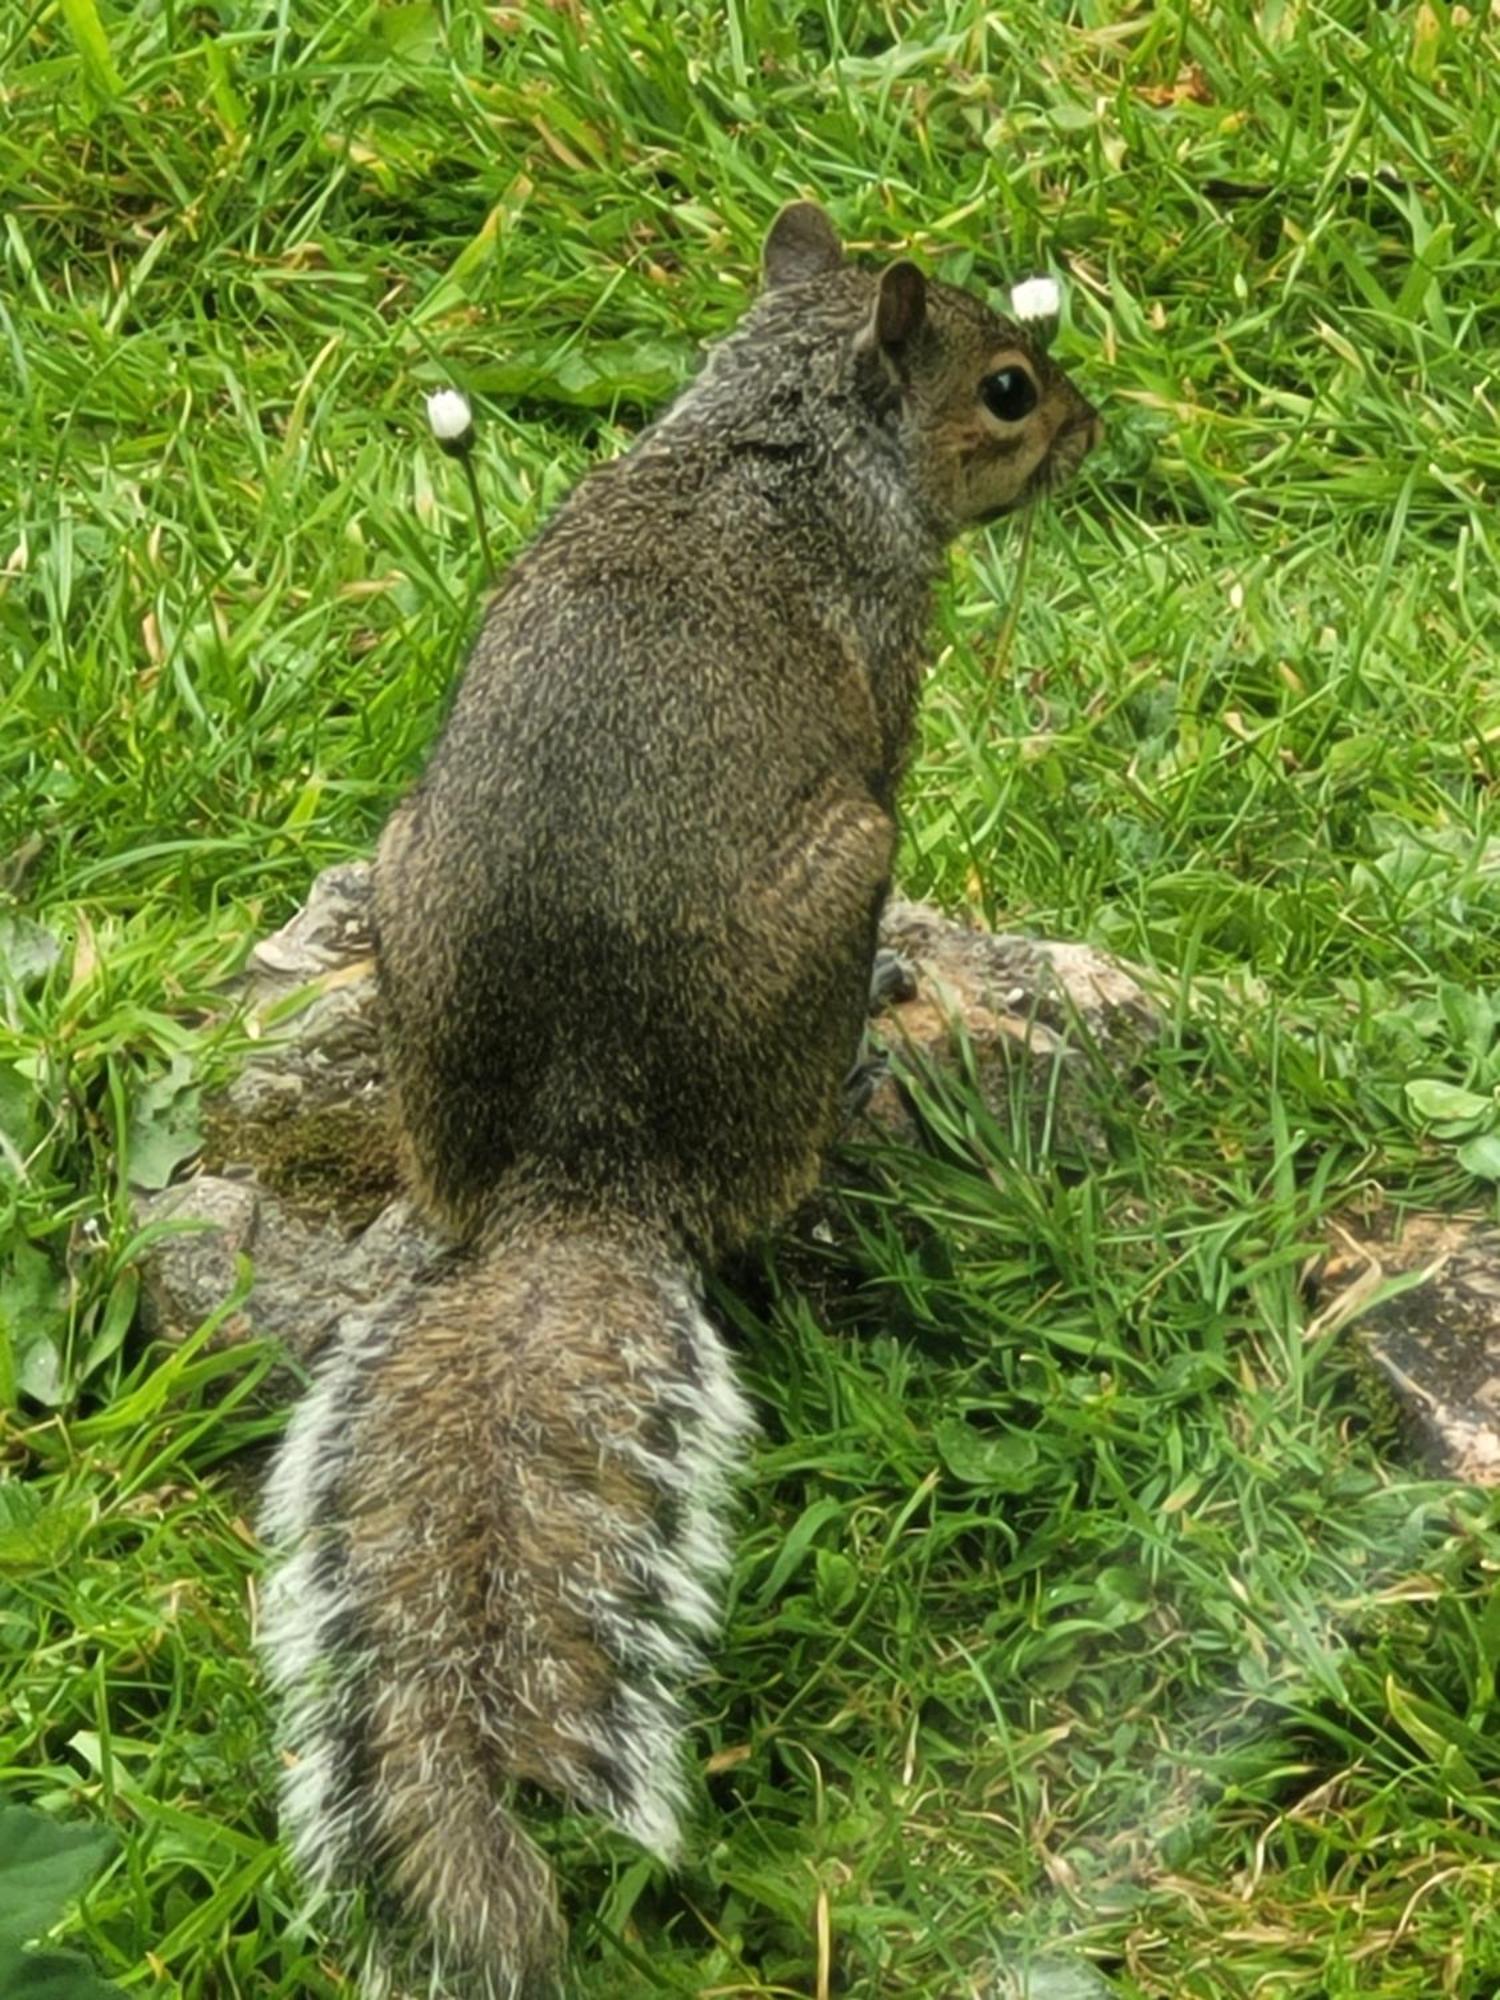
[425,388,473,443]
[1009,276,1061,324]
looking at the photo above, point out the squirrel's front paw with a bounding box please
[869,949,918,1012]
[841,1048,890,1119]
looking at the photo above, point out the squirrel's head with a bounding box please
[761,202,1101,532]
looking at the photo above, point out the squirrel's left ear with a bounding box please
[858,260,927,363]
[764,202,844,289]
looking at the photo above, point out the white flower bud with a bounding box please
[1009,276,1062,324]
[426,388,473,443]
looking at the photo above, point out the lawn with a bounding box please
[3,2,1499,1995]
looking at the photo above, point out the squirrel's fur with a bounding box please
[260,203,1099,1998]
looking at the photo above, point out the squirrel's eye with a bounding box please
[980,368,1038,423]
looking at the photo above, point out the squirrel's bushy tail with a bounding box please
[258,1223,754,1999]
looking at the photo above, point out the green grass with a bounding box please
[4,1,1500,1994]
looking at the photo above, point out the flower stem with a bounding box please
[459,450,497,588]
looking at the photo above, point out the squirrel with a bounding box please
[258,202,1100,2000]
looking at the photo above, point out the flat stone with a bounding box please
[196,864,395,1226]
[242,861,376,997]
[137,1173,443,1366]
[866,899,1161,1156]
[138,869,1164,1367]
[1314,1215,1500,1486]
[227,861,384,1118]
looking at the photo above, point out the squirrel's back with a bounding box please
[374,418,917,1249]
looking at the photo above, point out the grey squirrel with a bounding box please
[259,202,1100,1999]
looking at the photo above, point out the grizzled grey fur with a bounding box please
[259,201,1100,2000]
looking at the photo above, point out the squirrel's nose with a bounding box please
[1057,400,1104,456]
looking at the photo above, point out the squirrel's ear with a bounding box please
[865,260,927,354]
[764,202,844,289]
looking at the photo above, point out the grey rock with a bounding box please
[865,898,1161,1155]
[243,861,375,993]
[136,1176,264,1350]
[198,863,395,1231]
[1316,1217,1500,1487]
[136,1173,443,1366]
[227,860,384,1119]
[138,868,1161,1368]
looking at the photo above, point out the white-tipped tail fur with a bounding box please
[259,1231,754,1999]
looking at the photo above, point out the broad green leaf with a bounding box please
[202,42,246,133]
[375,3,441,58]
[0,1481,93,1574]
[0,1944,128,2000]
[78,1269,139,1382]
[470,335,693,412]
[1404,1078,1493,1126]
[1093,1564,1155,1626]
[125,1058,202,1191]
[989,1956,1115,2000]
[0,1807,114,1953]
[0,1064,44,1173]
[933,1419,1040,1491]
[0,1237,69,1410]
[814,1547,858,1615]
[0,918,61,995]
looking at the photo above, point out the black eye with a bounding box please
[980,367,1038,422]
